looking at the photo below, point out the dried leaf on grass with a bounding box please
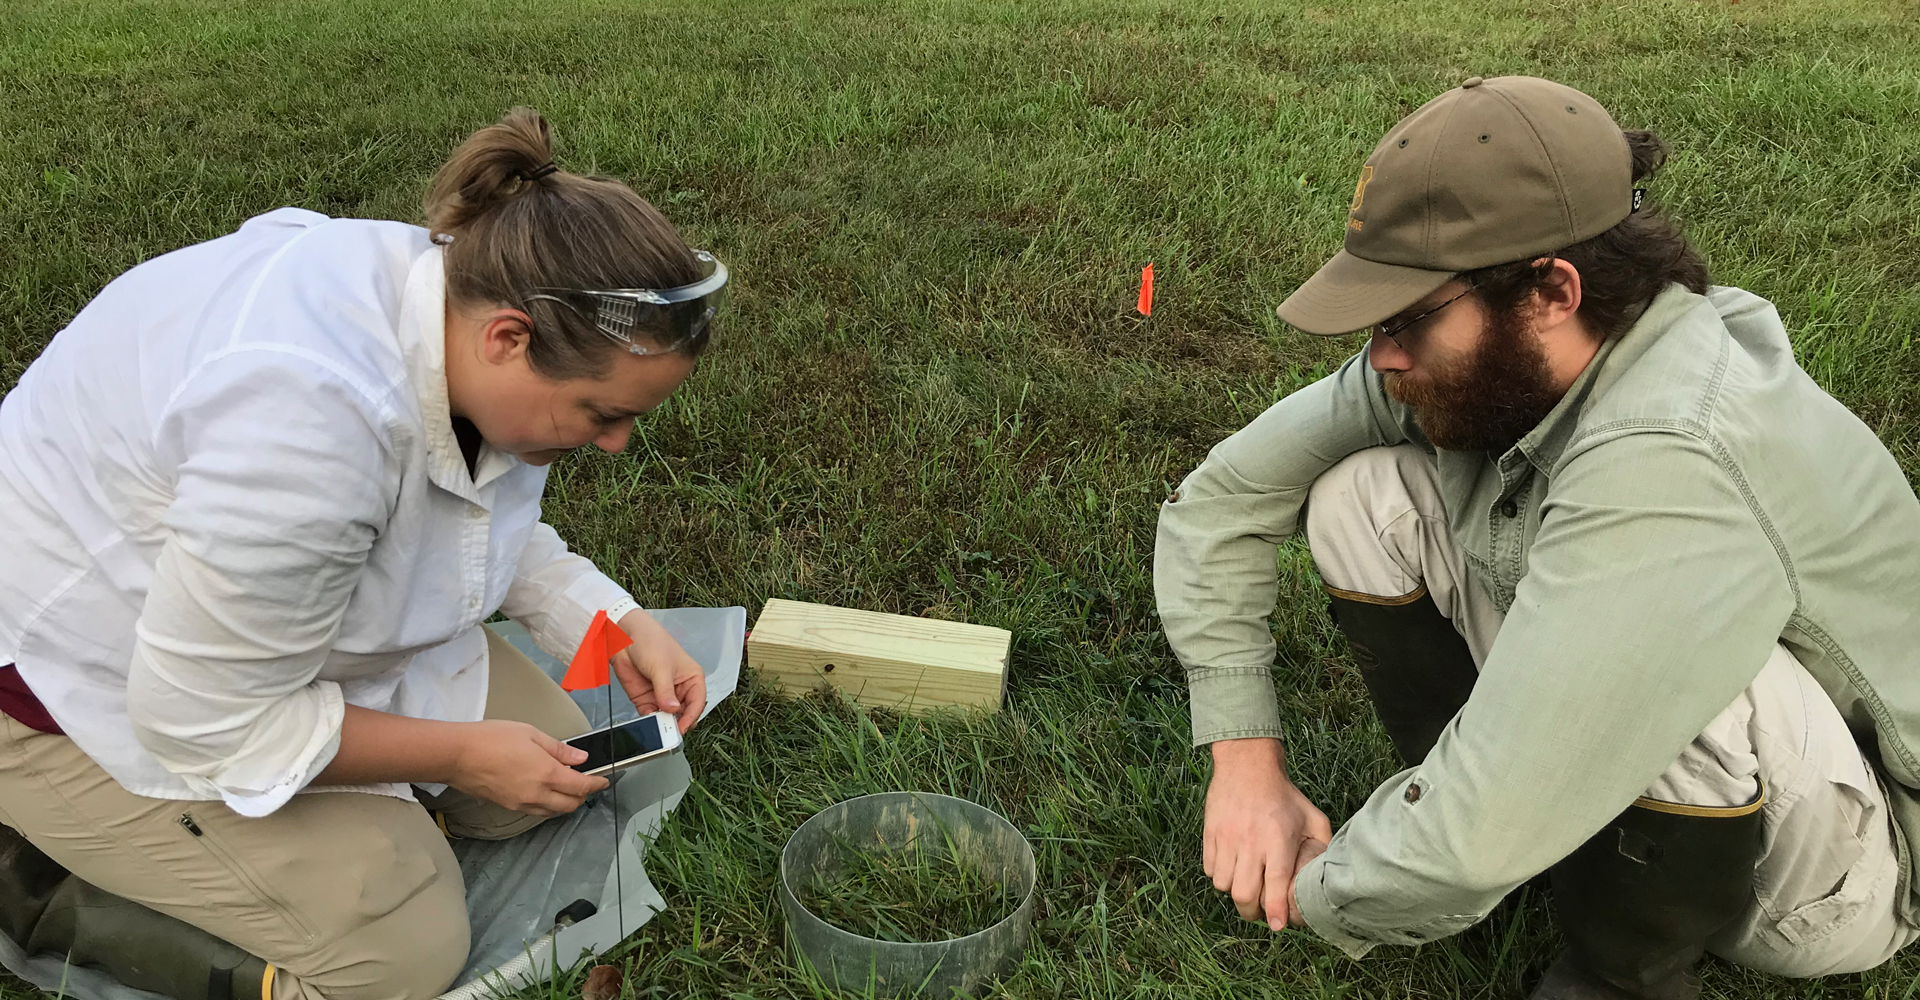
[581,964,623,1000]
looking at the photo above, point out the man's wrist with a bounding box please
[1210,736,1286,773]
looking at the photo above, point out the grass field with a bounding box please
[5,0,1920,997]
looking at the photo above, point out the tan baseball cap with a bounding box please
[1276,75,1634,335]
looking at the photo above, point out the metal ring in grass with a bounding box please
[779,792,1037,998]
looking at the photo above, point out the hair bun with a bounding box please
[1622,129,1669,183]
[423,107,705,380]
[425,107,558,238]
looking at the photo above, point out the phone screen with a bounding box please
[567,717,668,773]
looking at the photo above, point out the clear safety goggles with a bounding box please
[525,250,729,357]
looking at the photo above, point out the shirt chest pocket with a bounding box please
[1485,473,1548,603]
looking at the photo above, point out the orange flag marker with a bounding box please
[1136,263,1155,316]
[562,610,633,691]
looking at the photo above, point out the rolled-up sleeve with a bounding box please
[499,522,638,666]
[131,352,399,817]
[1153,351,1405,745]
[1294,431,1793,956]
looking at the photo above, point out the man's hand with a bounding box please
[448,719,607,816]
[1204,737,1333,931]
[612,609,707,734]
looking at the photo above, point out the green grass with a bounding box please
[795,823,1024,944]
[3,0,1919,997]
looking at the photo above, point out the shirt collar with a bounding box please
[396,245,520,501]
[1511,284,1694,472]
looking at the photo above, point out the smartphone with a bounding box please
[565,711,682,776]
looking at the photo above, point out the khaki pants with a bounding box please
[0,627,591,1000]
[1305,444,1920,977]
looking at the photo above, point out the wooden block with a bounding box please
[746,599,1011,713]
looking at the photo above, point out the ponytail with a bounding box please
[425,108,560,236]
[425,108,703,379]
[1465,127,1708,340]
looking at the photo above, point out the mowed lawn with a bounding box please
[4,0,1920,997]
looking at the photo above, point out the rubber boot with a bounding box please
[1533,799,1765,1000]
[1,825,274,1000]
[0,822,67,945]
[1326,590,1481,765]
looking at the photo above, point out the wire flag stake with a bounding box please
[564,612,635,950]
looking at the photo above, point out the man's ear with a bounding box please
[476,309,536,367]
[1533,257,1585,333]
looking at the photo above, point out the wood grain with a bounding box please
[746,598,1012,713]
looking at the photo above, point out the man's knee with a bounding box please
[1306,445,1437,599]
[1699,646,1920,978]
[1305,446,1417,531]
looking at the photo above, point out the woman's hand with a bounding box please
[612,609,707,734]
[447,719,608,817]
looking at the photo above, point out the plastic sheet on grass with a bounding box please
[0,606,745,1000]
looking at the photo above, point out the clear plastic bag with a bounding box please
[0,607,746,1000]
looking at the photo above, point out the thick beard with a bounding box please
[1383,305,1564,454]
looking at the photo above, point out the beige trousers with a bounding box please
[1305,444,1919,977]
[0,627,592,1000]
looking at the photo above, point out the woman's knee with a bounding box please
[289,865,469,1000]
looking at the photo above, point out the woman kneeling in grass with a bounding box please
[0,108,723,1000]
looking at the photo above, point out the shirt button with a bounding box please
[1499,500,1519,518]
[1404,783,1423,803]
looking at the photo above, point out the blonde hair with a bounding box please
[425,107,701,378]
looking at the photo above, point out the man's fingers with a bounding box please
[1263,844,1297,932]
[1294,837,1329,873]
[1289,838,1329,927]
[1208,833,1234,892]
[1229,849,1267,923]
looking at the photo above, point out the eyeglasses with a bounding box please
[1374,282,1475,348]
[524,250,730,357]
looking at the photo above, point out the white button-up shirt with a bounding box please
[0,208,639,816]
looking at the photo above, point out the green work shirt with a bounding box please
[1153,284,1920,957]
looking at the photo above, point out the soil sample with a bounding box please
[797,836,1021,943]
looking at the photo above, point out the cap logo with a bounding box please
[1348,165,1374,231]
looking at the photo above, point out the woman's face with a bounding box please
[444,305,697,466]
